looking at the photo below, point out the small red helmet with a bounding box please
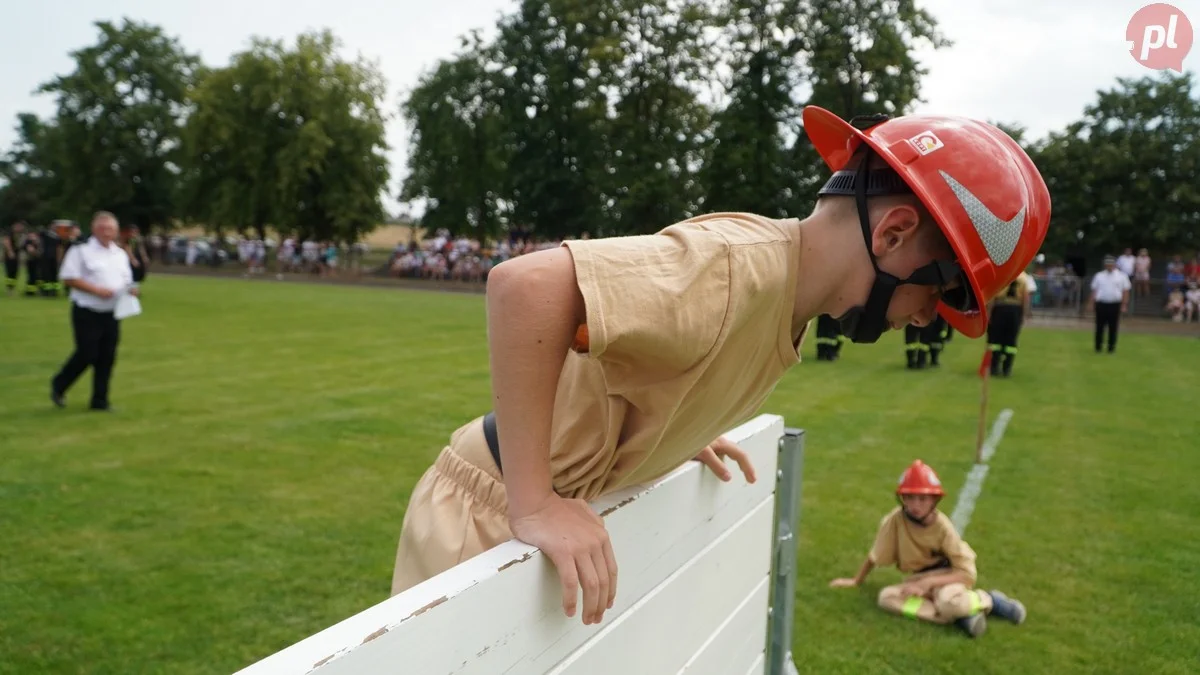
[802,106,1052,338]
[896,460,945,498]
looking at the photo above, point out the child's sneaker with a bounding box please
[955,612,987,638]
[987,590,1027,625]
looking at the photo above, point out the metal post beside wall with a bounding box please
[766,427,805,675]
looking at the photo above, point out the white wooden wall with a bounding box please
[235,413,786,675]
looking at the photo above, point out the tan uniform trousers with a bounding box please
[877,572,994,624]
[390,416,513,596]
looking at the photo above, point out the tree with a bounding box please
[179,29,392,243]
[34,18,201,230]
[275,31,392,244]
[600,0,717,234]
[397,0,950,238]
[177,49,285,239]
[786,0,951,215]
[1033,71,1200,259]
[399,31,511,240]
[0,114,66,225]
[700,0,807,217]
[490,0,628,239]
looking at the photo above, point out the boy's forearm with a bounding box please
[486,250,585,518]
[854,557,874,584]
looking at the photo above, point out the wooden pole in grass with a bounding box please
[976,349,992,464]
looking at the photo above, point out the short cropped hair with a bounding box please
[814,151,953,260]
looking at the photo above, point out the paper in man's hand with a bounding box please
[115,285,142,320]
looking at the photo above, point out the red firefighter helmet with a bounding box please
[896,459,945,498]
[802,106,1051,338]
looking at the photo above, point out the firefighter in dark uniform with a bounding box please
[3,221,23,295]
[921,314,949,367]
[38,222,67,297]
[904,324,923,368]
[21,228,41,296]
[62,222,84,287]
[987,270,1033,377]
[120,224,149,283]
[905,314,948,369]
[64,222,82,248]
[815,314,845,361]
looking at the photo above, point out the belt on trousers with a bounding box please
[482,411,503,475]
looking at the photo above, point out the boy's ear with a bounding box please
[870,204,923,257]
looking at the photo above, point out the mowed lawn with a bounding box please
[0,274,1196,675]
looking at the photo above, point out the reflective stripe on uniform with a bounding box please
[902,596,924,618]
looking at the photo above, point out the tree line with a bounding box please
[0,6,1197,261]
[0,20,390,245]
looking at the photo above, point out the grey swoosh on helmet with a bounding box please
[939,170,1025,266]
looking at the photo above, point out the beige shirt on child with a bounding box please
[869,506,979,583]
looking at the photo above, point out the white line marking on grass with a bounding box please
[949,408,1014,534]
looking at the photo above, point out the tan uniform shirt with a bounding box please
[993,271,1032,307]
[869,506,978,583]
[549,211,806,500]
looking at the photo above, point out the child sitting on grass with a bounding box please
[830,459,1027,638]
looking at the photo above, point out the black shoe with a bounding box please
[89,402,111,412]
[51,387,66,408]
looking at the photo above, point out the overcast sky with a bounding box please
[1,0,1196,214]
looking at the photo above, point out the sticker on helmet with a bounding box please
[910,131,944,156]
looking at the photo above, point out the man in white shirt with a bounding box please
[50,211,139,411]
[1116,248,1135,280]
[1088,254,1131,354]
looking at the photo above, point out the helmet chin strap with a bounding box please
[833,147,904,344]
[898,496,939,525]
[902,506,932,525]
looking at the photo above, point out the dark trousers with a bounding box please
[920,316,947,366]
[40,258,61,296]
[24,258,39,295]
[987,304,1023,376]
[905,318,946,369]
[815,314,843,360]
[1094,302,1121,352]
[3,258,16,290]
[52,303,121,407]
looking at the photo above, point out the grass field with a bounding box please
[1,274,1197,675]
